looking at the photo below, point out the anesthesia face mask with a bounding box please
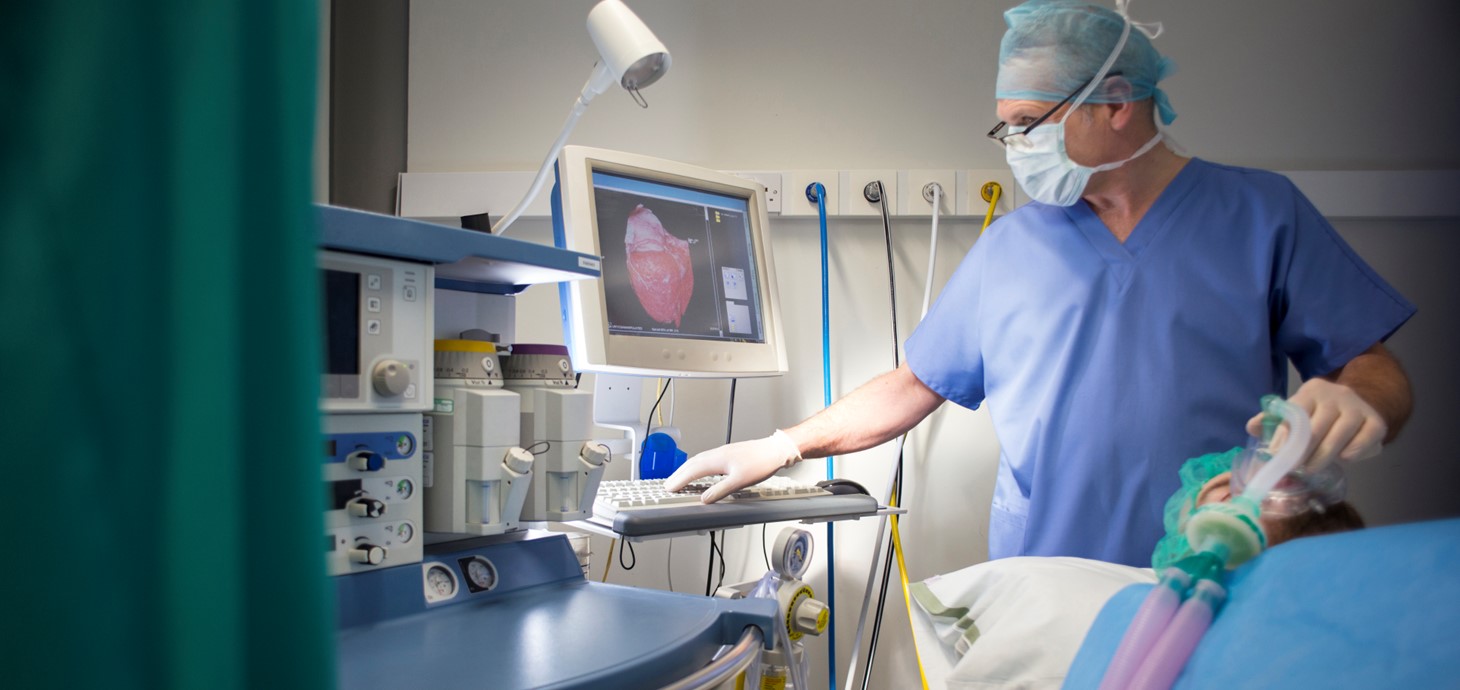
[1229,437,1346,518]
[1152,439,1347,571]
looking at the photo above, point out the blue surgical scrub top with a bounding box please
[903,159,1415,566]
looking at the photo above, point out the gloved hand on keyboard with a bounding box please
[663,430,803,504]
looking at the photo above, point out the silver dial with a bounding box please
[465,557,498,592]
[424,564,457,601]
[773,528,814,579]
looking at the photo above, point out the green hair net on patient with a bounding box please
[1151,447,1242,571]
[997,0,1178,124]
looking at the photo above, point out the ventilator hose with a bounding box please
[811,181,839,690]
[1098,568,1189,690]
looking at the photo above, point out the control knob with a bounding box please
[503,447,534,475]
[793,597,830,636]
[347,497,387,518]
[580,442,610,467]
[349,543,386,565]
[372,359,412,397]
[348,450,385,472]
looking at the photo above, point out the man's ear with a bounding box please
[1100,75,1137,130]
[1106,99,1139,131]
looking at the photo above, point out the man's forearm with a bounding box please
[1325,342,1412,442]
[784,362,946,459]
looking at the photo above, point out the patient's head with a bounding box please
[1195,471,1366,546]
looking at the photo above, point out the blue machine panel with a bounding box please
[335,532,779,689]
[324,430,416,464]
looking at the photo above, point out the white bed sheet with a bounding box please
[908,557,1156,689]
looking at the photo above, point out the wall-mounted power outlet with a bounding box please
[727,171,783,214]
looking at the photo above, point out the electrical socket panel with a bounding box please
[781,170,840,218]
[841,170,899,217]
[957,169,1020,218]
[899,170,957,217]
[727,170,783,214]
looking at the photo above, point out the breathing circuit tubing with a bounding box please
[1097,395,1313,690]
[810,182,840,690]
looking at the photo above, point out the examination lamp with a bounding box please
[491,0,671,236]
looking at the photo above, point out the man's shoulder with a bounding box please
[1188,158,1297,195]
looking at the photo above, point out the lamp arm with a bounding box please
[491,63,615,236]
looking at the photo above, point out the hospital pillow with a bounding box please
[910,557,1156,690]
[1063,517,1460,689]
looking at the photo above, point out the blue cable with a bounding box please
[810,182,837,690]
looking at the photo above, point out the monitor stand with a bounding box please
[592,373,646,479]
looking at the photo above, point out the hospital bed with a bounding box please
[911,517,1460,689]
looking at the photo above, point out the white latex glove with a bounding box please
[1246,379,1386,469]
[663,430,803,504]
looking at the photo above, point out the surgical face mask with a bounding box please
[1005,119,1163,206]
[1003,8,1163,207]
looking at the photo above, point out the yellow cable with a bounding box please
[888,438,931,690]
[891,513,929,690]
[601,539,616,582]
[979,182,1003,235]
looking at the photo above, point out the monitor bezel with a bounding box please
[554,145,787,378]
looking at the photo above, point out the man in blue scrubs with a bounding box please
[666,0,1415,566]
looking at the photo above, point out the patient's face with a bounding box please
[1196,472,1292,545]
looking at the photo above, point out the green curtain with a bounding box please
[3,1,332,687]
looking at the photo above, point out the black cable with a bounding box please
[619,538,636,570]
[644,378,672,447]
[726,378,738,445]
[863,185,907,689]
[864,471,901,688]
[705,531,717,596]
[715,531,727,592]
[875,182,902,370]
[762,524,771,571]
[523,441,551,455]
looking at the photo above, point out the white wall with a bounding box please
[407,1,1460,688]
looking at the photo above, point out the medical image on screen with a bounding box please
[624,204,694,327]
[593,173,764,344]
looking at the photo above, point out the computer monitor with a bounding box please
[551,145,787,378]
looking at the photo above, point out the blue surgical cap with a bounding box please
[996,0,1177,124]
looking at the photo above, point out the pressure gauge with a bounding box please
[773,528,814,580]
[394,478,414,500]
[423,563,458,603]
[462,556,499,593]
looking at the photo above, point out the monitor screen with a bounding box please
[553,146,786,378]
[591,171,764,344]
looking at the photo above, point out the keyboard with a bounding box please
[592,476,878,537]
[594,475,832,519]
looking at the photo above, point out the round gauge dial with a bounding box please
[395,434,414,456]
[424,564,457,602]
[464,557,498,592]
[396,522,415,543]
[394,478,414,500]
[773,528,814,580]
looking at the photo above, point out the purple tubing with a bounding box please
[1128,580,1225,690]
[1097,569,1187,690]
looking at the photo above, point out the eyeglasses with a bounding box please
[987,72,1122,152]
